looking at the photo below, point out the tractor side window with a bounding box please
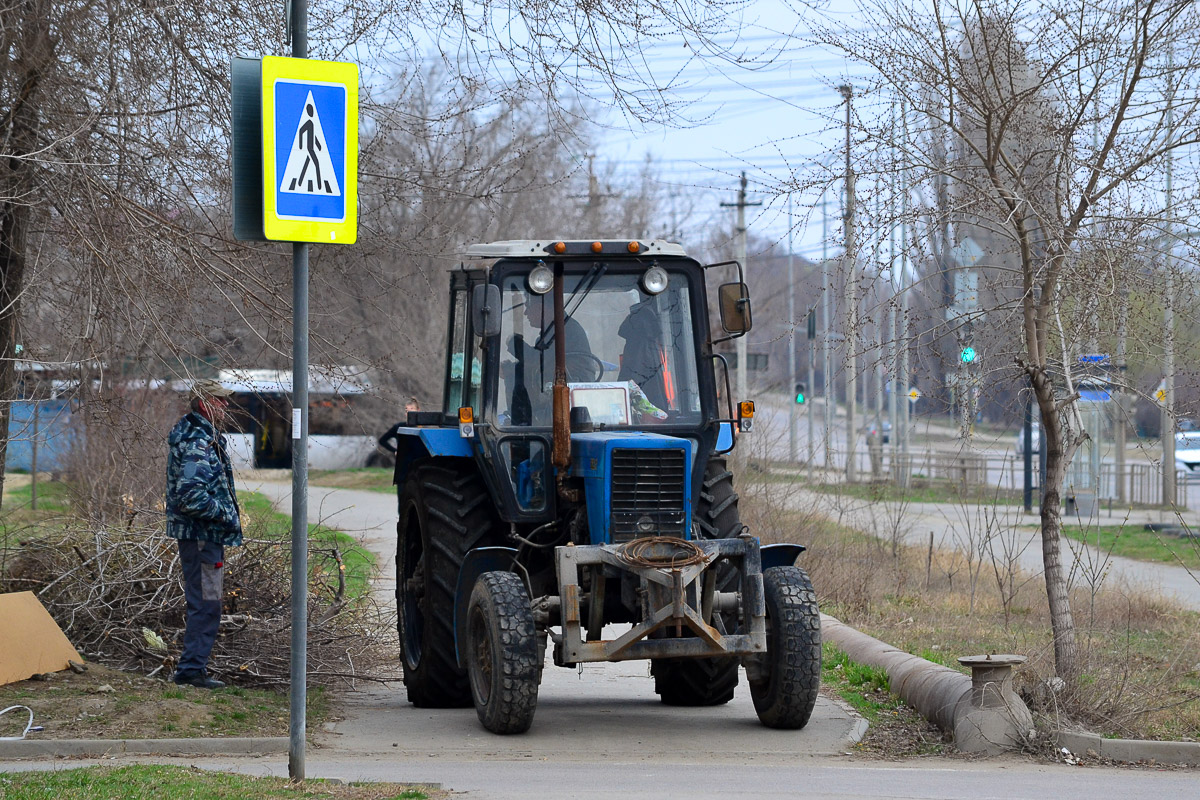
[445,291,468,414]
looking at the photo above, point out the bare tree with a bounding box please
[2,0,756,509]
[813,0,1200,685]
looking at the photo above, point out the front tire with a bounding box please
[467,571,540,735]
[652,457,742,706]
[397,458,500,708]
[750,566,822,729]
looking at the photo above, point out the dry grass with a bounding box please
[734,460,1200,742]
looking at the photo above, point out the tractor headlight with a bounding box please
[641,265,668,295]
[528,264,554,295]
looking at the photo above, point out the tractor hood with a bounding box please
[569,431,694,544]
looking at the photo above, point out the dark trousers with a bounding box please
[176,539,224,676]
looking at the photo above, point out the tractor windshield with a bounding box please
[497,270,702,429]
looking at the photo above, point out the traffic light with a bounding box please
[794,382,807,404]
[960,346,978,364]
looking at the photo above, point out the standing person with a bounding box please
[166,379,243,689]
[377,396,421,455]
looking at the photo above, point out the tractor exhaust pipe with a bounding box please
[551,263,577,502]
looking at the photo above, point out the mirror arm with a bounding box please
[702,259,746,284]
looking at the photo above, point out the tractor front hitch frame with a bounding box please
[553,535,767,665]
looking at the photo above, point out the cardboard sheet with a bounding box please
[0,591,82,686]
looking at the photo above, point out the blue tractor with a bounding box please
[391,240,820,734]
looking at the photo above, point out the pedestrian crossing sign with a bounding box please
[261,56,358,243]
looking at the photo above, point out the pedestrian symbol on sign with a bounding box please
[280,92,341,197]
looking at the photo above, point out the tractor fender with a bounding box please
[454,546,519,667]
[391,427,474,488]
[760,542,807,571]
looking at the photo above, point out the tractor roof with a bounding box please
[462,240,689,259]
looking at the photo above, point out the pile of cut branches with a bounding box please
[0,517,397,689]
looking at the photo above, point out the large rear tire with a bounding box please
[466,571,540,735]
[750,566,821,729]
[651,457,742,706]
[397,458,501,708]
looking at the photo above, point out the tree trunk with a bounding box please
[1033,372,1079,684]
[0,3,52,512]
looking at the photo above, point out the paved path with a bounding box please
[236,477,865,762]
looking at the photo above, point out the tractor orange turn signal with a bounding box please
[591,241,603,253]
[553,241,567,254]
[627,241,641,253]
[738,401,755,419]
[458,407,474,424]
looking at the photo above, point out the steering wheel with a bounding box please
[565,352,605,382]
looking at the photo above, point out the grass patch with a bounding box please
[308,467,394,493]
[0,663,328,740]
[4,478,72,513]
[240,492,375,599]
[821,643,893,722]
[0,477,74,547]
[0,765,436,800]
[1060,523,1200,570]
[820,643,949,756]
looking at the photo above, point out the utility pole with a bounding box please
[722,172,761,400]
[888,106,899,481]
[1164,248,1176,506]
[287,0,310,781]
[1115,289,1128,504]
[821,197,833,470]
[788,195,797,462]
[808,308,816,477]
[1163,45,1177,508]
[898,97,911,487]
[840,84,858,483]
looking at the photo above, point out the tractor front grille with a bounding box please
[610,447,687,542]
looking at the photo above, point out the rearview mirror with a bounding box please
[718,282,752,335]
[471,284,502,337]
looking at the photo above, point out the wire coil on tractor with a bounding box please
[616,536,707,569]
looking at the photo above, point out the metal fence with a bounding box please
[844,448,1197,509]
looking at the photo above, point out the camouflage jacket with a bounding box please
[165,412,243,546]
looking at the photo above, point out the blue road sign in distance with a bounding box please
[1077,354,1111,365]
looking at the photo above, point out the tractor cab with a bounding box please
[440,240,742,529]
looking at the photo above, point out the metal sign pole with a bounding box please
[288,0,310,782]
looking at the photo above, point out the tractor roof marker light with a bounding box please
[641,264,668,295]
[528,262,554,294]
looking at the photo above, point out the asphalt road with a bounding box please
[4,752,1197,798]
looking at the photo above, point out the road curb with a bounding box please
[1056,730,1200,766]
[0,736,287,760]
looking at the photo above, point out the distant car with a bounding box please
[1175,431,1200,479]
[1016,424,1041,455]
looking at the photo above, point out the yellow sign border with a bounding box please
[262,56,358,244]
